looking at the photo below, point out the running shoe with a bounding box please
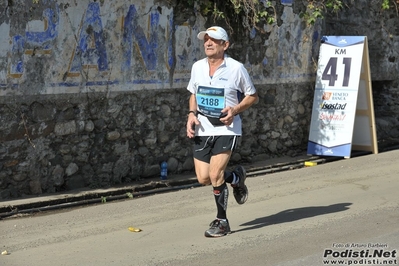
[232,166,248,204]
[204,219,231,237]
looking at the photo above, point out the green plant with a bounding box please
[187,0,276,33]
[382,0,390,9]
[300,0,343,25]
[101,196,107,203]
[382,0,399,12]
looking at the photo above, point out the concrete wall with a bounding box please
[0,0,397,198]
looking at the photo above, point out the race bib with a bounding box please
[196,86,225,118]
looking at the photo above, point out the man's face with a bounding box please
[203,34,229,59]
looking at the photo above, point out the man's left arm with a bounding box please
[230,65,258,116]
[220,92,258,125]
[230,92,258,116]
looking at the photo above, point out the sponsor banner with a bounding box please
[307,36,365,157]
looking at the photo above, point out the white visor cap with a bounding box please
[197,26,229,42]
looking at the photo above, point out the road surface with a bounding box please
[1,150,398,266]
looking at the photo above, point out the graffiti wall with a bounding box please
[0,0,318,96]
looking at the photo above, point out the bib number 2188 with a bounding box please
[322,57,352,87]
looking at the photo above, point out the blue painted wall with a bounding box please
[0,0,317,95]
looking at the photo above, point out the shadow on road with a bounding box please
[234,202,352,233]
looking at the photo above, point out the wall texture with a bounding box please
[0,0,397,199]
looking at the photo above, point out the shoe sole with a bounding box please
[204,231,232,237]
[239,166,247,187]
[234,166,248,204]
[237,185,248,205]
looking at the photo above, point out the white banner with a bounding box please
[307,36,367,157]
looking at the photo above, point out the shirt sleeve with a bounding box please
[187,66,196,94]
[238,64,256,96]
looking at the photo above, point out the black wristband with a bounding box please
[187,110,196,116]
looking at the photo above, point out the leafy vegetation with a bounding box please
[29,0,396,33]
[187,0,397,32]
[301,0,344,25]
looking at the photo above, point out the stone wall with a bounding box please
[0,83,313,198]
[0,0,398,199]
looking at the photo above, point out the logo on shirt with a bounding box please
[219,77,228,81]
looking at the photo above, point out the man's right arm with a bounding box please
[188,94,197,114]
[186,94,199,138]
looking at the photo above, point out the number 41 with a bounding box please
[322,57,352,87]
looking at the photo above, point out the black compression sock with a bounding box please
[224,171,234,184]
[224,171,238,185]
[213,183,228,220]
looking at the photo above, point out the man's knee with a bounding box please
[197,175,211,185]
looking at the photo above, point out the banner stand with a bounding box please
[350,39,378,155]
[307,36,378,158]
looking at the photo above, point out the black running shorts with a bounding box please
[193,135,240,163]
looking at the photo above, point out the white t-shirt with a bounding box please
[187,55,256,136]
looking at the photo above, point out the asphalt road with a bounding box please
[1,150,398,266]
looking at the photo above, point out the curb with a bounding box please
[0,151,374,219]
